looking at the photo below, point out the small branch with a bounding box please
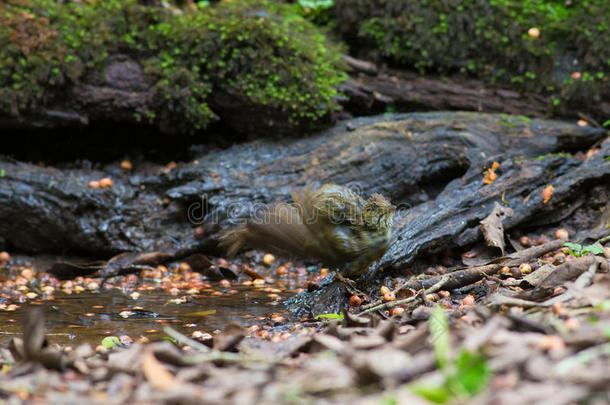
[163,326,211,352]
[163,326,255,364]
[539,256,607,288]
[396,239,567,293]
[358,275,449,315]
[554,342,610,375]
[598,233,610,245]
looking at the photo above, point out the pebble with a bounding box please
[263,254,275,266]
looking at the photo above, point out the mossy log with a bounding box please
[340,67,610,121]
[0,112,607,270]
[334,0,610,122]
[0,0,345,136]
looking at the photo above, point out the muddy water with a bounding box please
[0,285,290,347]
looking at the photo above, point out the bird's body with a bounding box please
[220,184,394,278]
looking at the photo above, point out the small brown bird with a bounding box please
[220,184,395,278]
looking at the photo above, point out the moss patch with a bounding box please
[334,0,609,114]
[0,0,347,134]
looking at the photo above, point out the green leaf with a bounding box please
[410,382,450,404]
[298,0,334,10]
[603,326,610,340]
[315,312,344,320]
[101,336,121,349]
[0,169,5,177]
[162,336,179,346]
[184,309,216,317]
[582,243,604,256]
[595,300,610,312]
[602,119,610,128]
[562,242,582,257]
[430,306,450,371]
[453,350,492,395]
[562,242,582,252]
[379,395,398,405]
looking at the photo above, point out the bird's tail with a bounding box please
[218,198,319,258]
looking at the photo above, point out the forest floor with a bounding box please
[0,227,609,404]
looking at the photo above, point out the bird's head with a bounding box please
[362,193,395,231]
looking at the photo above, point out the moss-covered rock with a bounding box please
[0,0,347,135]
[334,0,609,116]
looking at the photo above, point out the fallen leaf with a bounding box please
[182,254,212,273]
[142,348,178,391]
[101,336,122,349]
[213,323,246,352]
[183,309,217,317]
[480,202,514,255]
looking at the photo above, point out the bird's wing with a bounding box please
[309,184,365,227]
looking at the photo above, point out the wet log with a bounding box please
[0,112,607,276]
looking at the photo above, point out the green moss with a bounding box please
[334,0,609,114]
[0,0,346,134]
[533,152,573,160]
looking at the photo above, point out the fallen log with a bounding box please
[339,65,610,122]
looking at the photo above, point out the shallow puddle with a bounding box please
[0,285,290,346]
[0,254,307,347]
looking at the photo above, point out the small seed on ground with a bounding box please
[348,295,362,307]
[263,254,275,266]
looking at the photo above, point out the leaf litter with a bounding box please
[0,233,609,404]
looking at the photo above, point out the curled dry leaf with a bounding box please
[480,201,514,255]
[142,348,178,391]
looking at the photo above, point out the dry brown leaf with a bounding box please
[213,323,246,352]
[142,348,178,391]
[480,202,514,255]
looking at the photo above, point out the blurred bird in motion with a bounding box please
[220,184,395,280]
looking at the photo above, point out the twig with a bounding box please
[358,275,449,315]
[395,239,567,293]
[598,233,610,245]
[163,326,211,352]
[577,112,602,129]
[163,326,243,363]
[539,255,606,288]
[554,342,610,375]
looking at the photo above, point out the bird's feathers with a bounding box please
[219,184,394,277]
